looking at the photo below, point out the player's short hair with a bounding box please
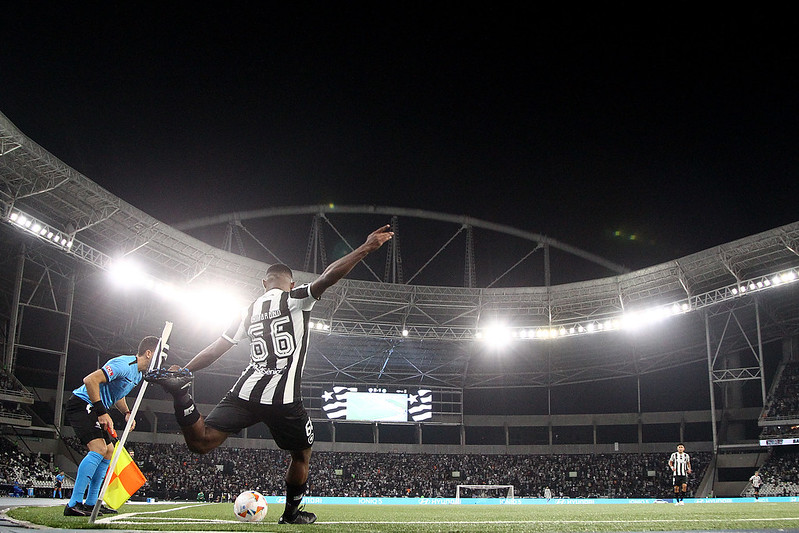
[137,336,160,356]
[677,443,685,447]
[266,263,293,279]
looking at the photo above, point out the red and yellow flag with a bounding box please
[103,443,146,509]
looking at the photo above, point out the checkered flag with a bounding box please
[408,389,432,421]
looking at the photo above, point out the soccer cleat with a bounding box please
[144,368,193,393]
[64,504,89,516]
[80,502,118,515]
[278,508,317,524]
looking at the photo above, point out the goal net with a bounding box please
[455,484,514,502]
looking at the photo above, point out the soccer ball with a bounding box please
[233,490,268,522]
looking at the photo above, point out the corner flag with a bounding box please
[103,443,146,509]
[90,320,171,522]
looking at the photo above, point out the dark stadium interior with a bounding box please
[3,6,799,509]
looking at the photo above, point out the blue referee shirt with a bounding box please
[72,355,142,408]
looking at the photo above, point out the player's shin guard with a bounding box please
[284,481,307,517]
[173,392,201,426]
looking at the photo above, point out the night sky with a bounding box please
[2,5,797,272]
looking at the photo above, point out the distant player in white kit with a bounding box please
[749,471,763,500]
[669,443,692,505]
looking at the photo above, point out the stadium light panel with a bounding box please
[5,208,74,251]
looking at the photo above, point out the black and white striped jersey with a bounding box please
[222,284,319,405]
[669,451,691,476]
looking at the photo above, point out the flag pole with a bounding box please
[88,321,172,523]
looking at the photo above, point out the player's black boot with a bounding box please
[144,368,193,394]
[278,507,317,524]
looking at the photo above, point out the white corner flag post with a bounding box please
[89,321,172,523]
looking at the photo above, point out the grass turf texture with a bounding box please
[7,501,799,532]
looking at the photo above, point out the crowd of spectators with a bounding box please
[0,437,64,497]
[129,442,710,501]
[764,362,799,419]
[0,369,33,426]
[0,372,22,393]
[742,447,799,497]
[0,435,714,501]
[0,401,30,423]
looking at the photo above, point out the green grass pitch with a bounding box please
[6,501,799,532]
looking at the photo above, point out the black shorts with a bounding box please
[64,395,113,446]
[673,474,688,487]
[204,392,314,451]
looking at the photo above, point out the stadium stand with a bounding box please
[128,442,710,501]
[763,362,799,419]
[741,447,799,497]
[759,361,799,442]
[0,437,73,496]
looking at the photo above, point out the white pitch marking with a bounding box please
[96,502,215,524]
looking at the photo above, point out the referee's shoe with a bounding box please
[144,368,193,393]
[63,504,89,516]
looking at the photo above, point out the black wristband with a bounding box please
[92,401,107,417]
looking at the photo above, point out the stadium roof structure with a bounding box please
[2,109,799,392]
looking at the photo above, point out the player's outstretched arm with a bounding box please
[174,336,234,373]
[310,224,393,298]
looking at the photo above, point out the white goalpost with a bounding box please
[455,484,515,502]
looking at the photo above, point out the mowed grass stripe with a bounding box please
[8,501,799,532]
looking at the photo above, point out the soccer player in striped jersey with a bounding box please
[147,225,393,524]
[668,443,692,505]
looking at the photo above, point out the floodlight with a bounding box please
[107,259,147,288]
[481,323,512,347]
[179,284,244,327]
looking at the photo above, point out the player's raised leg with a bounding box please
[145,368,229,454]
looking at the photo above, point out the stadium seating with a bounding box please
[128,442,711,500]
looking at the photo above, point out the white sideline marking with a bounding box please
[102,517,799,527]
[96,502,215,524]
[316,517,799,524]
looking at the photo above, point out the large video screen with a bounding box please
[347,392,408,421]
[321,387,432,422]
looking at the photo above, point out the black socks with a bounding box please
[284,482,307,517]
[173,391,200,427]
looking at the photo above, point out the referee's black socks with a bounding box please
[173,391,201,427]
